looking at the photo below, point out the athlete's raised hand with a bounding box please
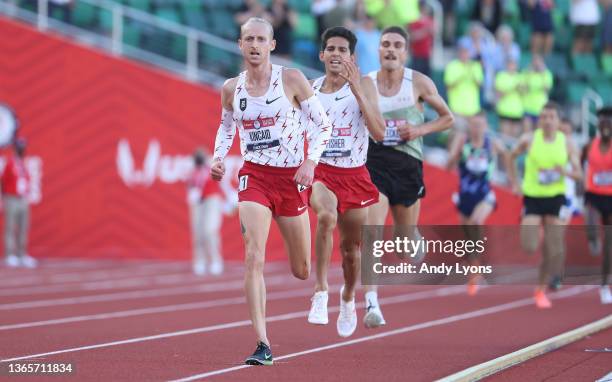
[294,159,316,188]
[397,123,425,141]
[210,159,225,181]
[339,59,362,96]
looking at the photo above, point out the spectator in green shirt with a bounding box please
[364,0,419,29]
[521,54,553,131]
[444,40,484,132]
[495,59,525,138]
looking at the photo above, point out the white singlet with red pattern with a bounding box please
[312,77,369,168]
[231,64,305,167]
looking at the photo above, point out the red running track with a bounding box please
[0,259,609,382]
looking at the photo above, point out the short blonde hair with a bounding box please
[240,17,274,39]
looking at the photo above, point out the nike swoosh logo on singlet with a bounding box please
[335,95,349,101]
[266,96,282,104]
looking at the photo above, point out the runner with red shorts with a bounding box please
[305,27,385,338]
[210,17,332,365]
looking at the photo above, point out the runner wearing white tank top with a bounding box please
[304,27,386,338]
[362,26,454,330]
[210,18,333,366]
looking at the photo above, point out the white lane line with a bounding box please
[169,285,597,382]
[0,282,340,331]
[0,263,190,288]
[0,285,469,362]
[0,274,293,311]
[0,266,342,310]
[0,260,285,288]
[0,268,245,297]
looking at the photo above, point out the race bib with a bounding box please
[243,117,280,151]
[593,171,612,186]
[382,119,406,146]
[465,154,489,174]
[238,175,248,192]
[538,169,561,185]
[322,126,352,158]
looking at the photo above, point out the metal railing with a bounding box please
[0,0,323,87]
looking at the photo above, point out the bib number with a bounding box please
[465,155,489,174]
[238,175,248,192]
[322,126,352,158]
[243,117,281,151]
[538,169,561,185]
[593,171,612,186]
[382,119,406,146]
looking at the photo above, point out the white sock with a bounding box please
[365,291,379,307]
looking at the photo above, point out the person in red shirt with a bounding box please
[1,137,36,268]
[408,1,434,77]
[187,149,225,276]
[582,106,612,304]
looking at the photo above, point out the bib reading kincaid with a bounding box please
[312,77,368,167]
[233,65,305,167]
[368,69,425,161]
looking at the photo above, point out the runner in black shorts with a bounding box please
[362,26,454,328]
[582,106,612,304]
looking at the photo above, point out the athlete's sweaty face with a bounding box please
[239,22,275,65]
[539,107,559,134]
[379,33,408,71]
[320,36,353,74]
[468,115,487,139]
[599,115,612,139]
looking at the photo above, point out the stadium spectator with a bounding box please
[492,25,521,73]
[444,39,484,130]
[471,0,503,34]
[364,0,420,29]
[353,13,381,74]
[458,22,496,106]
[570,0,601,54]
[267,0,297,59]
[408,0,434,76]
[495,59,525,138]
[603,0,612,53]
[321,0,355,32]
[528,0,554,56]
[312,0,337,44]
[2,137,36,268]
[440,0,456,46]
[521,54,553,131]
[235,0,270,27]
[186,149,224,276]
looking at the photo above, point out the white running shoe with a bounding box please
[20,254,38,269]
[209,261,224,276]
[308,291,329,325]
[600,286,612,305]
[337,287,357,337]
[5,254,19,268]
[363,303,386,328]
[193,261,206,276]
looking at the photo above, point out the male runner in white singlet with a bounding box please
[305,26,385,338]
[211,18,332,365]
